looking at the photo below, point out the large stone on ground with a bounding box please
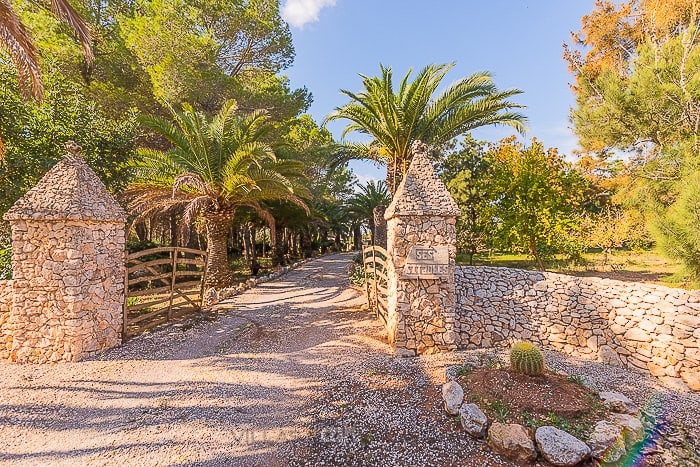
[599,391,638,414]
[598,345,622,366]
[459,403,488,438]
[535,426,591,466]
[487,422,537,463]
[609,413,645,449]
[589,420,626,463]
[681,369,700,391]
[441,381,464,415]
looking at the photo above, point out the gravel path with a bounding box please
[0,253,698,466]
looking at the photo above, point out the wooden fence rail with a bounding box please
[124,246,207,339]
[362,245,388,323]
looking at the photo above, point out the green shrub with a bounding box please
[349,263,365,286]
[0,245,11,280]
[510,341,545,376]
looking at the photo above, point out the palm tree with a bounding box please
[347,180,390,244]
[123,100,309,289]
[0,0,93,101]
[326,63,527,195]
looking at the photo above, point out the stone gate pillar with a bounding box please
[385,141,461,356]
[2,142,127,362]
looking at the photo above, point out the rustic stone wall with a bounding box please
[1,143,127,363]
[456,266,700,391]
[385,142,461,356]
[0,280,12,334]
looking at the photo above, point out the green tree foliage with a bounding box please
[566,0,700,276]
[326,63,526,196]
[0,63,136,214]
[489,138,586,270]
[119,0,299,112]
[123,100,309,288]
[651,171,700,278]
[440,137,494,265]
[346,180,390,243]
[0,0,92,100]
[581,206,648,265]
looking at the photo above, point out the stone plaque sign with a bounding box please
[402,245,450,279]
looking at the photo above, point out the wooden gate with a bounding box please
[124,247,207,339]
[362,245,389,323]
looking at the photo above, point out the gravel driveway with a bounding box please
[1,253,697,466]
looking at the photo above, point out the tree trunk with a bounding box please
[373,206,387,249]
[353,224,361,250]
[334,231,341,251]
[386,157,400,197]
[530,238,545,271]
[241,224,251,261]
[272,222,285,267]
[134,221,148,243]
[302,230,312,258]
[204,211,234,289]
[170,213,178,247]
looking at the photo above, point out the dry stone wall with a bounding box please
[0,280,11,333]
[455,266,700,391]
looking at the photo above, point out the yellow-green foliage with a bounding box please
[510,341,545,376]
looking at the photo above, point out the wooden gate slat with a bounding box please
[124,246,208,340]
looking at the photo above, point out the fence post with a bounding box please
[168,248,178,320]
[384,141,461,356]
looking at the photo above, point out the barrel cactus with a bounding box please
[510,341,545,376]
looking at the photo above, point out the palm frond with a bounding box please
[0,0,42,100]
[49,0,93,62]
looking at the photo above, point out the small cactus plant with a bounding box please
[510,341,545,376]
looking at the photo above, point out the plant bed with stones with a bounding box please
[441,348,666,466]
[457,367,608,440]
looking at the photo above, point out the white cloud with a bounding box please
[281,0,336,28]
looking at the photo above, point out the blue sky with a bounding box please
[282,0,596,185]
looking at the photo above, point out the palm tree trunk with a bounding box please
[386,158,400,197]
[302,230,312,258]
[272,221,285,267]
[204,211,234,289]
[373,206,387,249]
[353,224,361,250]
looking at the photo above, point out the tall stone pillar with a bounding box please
[385,141,461,356]
[2,142,127,362]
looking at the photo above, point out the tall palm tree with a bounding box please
[0,0,93,101]
[347,180,390,243]
[123,100,310,288]
[326,63,527,195]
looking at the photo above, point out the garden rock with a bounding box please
[459,403,488,438]
[609,413,645,448]
[600,391,638,414]
[589,420,626,463]
[535,426,591,466]
[441,381,464,415]
[487,422,537,463]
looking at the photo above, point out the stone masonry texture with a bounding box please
[385,141,461,356]
[455,266,700,392]
[1,143,127,363]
